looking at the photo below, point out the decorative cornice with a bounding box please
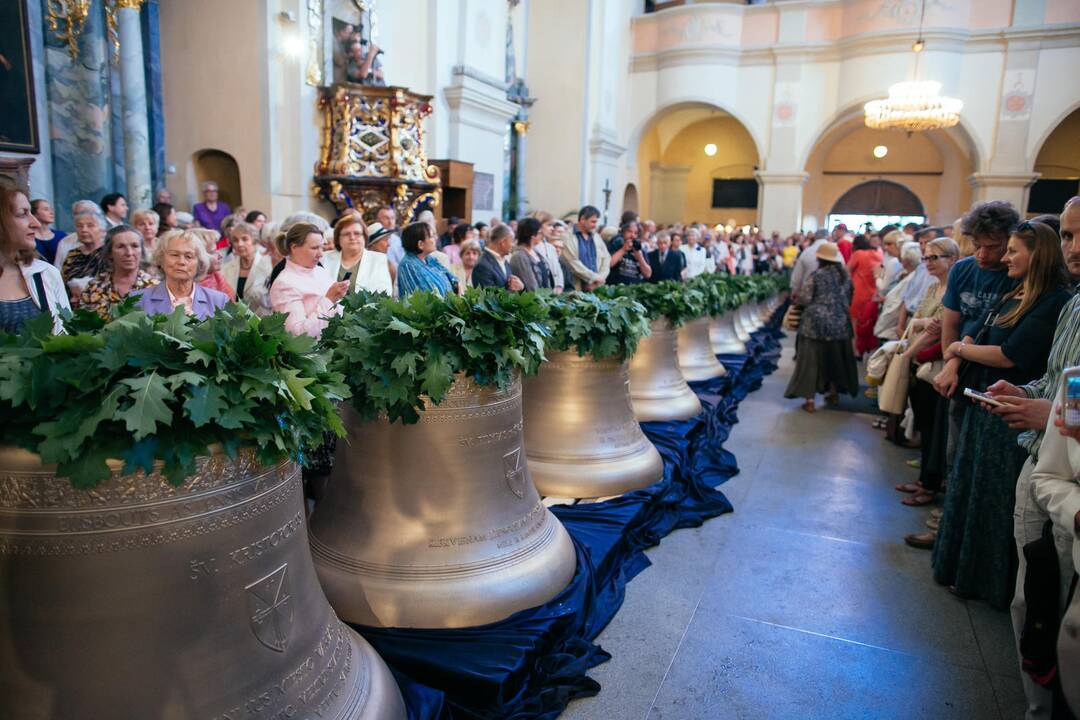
[443,81,519,126]
[630,24,1080,73]
[589,127,627,160]
[755,171,810,186]
[451,65,510,93]
[967,172,1040,189]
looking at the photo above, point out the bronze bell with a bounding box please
[734,305,755,341]
[522,349,664,498]
[309,374,577,629]
[628,317,703,422]
[0,446,405,720]
[746,303,765,331]
[710,311,747,355]
[677,316,727,381]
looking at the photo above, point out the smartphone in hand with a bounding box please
[1064,367,1080,429]
[963,387,1005,408]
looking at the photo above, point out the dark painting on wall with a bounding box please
[0,0,39,154]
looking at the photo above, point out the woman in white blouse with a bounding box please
[221,221,273,315]
[321,214,393,296]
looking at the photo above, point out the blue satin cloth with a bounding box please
[352,307,788,720]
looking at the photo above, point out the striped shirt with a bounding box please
[1020,292,1080,456]
[397,252,455,297]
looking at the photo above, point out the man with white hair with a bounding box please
[193,181,231,232]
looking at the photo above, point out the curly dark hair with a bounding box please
[960,201,1019,244]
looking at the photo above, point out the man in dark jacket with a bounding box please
[647,232,685,282]
[472,224,524,291]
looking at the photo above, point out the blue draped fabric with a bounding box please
[352,305,788,720]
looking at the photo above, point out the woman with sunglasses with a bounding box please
[931,220,1072,609]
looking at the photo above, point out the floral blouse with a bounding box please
[797,263,853,341]
[77,270,158,319]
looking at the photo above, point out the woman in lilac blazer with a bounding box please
[134,229,228,319]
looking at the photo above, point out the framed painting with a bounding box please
[0,0,39,154]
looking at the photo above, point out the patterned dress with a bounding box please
[784,263,859,399]
[77,271,158,319]
[61,246,107,285]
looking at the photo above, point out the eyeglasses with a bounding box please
[923,254,954,262]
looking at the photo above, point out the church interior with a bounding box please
[2,0,1080,718]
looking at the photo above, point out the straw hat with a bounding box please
[815,242,842,263]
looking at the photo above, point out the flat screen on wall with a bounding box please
[711,179,757,208]
[1028,179,1080,215]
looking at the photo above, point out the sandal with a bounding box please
[902,492,936,507]
[802,399,816,413]
[894,482,922,493]
[904,531,936,549]
[872,417,887,429]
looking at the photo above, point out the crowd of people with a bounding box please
[2,178,792,341]
[4,174,1080,715]
[785,198,1080,719]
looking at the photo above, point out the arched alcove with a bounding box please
[1029,107,1080,215]
[633,103,760,225]
[831,180,924,215]
[622,183,639,214]
[191,149,242,210]
[802,110,971,229]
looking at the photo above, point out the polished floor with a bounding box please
[563,335,1026,720]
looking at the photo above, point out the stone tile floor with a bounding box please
[562,335,1025,720]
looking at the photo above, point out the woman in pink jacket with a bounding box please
[268,222,349,338]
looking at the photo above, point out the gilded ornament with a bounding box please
[46,0,91,62]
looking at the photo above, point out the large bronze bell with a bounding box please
[744,303,764,331]
[677,316,726,381]
[710,311,747,355]
[0,446,405,720]
[734,305,755,340]
[309,374,577,629]
[628,317,703,422]
[522,350,664,498]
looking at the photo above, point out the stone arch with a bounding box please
[798,98,984,177]
[190,149,242,211]
[626,99,764,174]
[1028,100,1080,172]
[830,180,925,217]
[1028,106,1080,214]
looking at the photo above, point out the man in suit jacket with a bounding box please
[561,205,611,291]
[647,232,685,282]
[472,224,525,291]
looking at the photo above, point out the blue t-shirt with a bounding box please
[942,257,1018,338]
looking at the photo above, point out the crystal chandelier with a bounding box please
[864,81,962,132]
[863,0,962,133]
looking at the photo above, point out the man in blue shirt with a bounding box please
[933,201,1020,399]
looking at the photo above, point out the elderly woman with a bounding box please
[451,238,481,289]
[133,229,229,319]
[77,225,158,318]
[221,221,272,314]
[532,210,566,293]
[509,217,554,291]
[190,228,236,301]
[396,221,458,297]
[444,222,475,266]
[784,242,859,412]
[193,181,231,233]
[61,211,108,296]
[322,214,392,295]
[0,186,70,334]
[874,241,923,342]
[268,222,348,338]
[365,222,398,291]
[892,238,961,516]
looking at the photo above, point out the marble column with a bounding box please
[515,122,529,219]
[116,0,152,209]
[42,0,113,229]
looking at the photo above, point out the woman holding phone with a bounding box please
[931,221,1072,609]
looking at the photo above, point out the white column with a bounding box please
[116,0,153,209]
[968,172,1040,213]
[756,171,808,234]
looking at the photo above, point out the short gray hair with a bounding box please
[73,210,105,230]
[102,224,144,271]
[153,229,212,279]
[926,237,960,259]
[459,238,482,256]
[200,180,219,193]
[900,241,922,269]
[281,211,330,236]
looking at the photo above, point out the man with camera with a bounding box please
[605,220,652,285]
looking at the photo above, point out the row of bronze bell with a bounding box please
[0,294,779,718]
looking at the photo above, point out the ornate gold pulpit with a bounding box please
[314,84,441,221]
